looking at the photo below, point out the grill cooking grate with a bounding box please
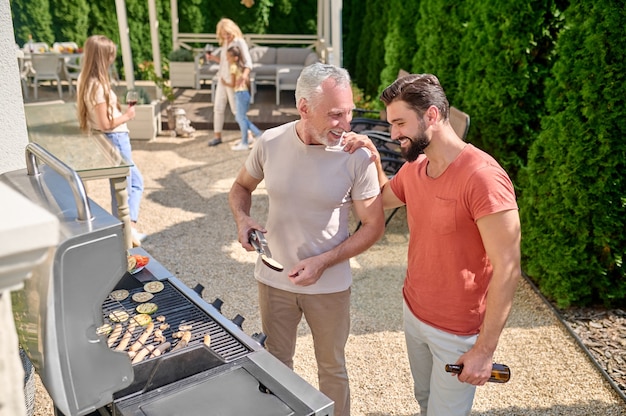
[101,279,249,363]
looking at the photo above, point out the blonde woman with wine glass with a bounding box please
[206,18,253,147]
[76,35,147,246]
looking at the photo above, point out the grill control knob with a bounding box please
[252,332,267,347]
[193,283,204,296]
[232,314,245,328]
[212,298,224,312]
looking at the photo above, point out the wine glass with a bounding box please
[126,90,138,107]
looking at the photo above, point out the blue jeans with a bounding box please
[235,90,261,145]
[104,132,143,223]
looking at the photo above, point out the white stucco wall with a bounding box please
[0,0,29,174]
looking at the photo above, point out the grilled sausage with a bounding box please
[131,345,156,364]
[149,341,171,358]
[115,321,137,351]
[129,322,154,352]
[107,324,123,348]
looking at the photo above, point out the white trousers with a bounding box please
[403,301,477,416]
[213,81,236,134]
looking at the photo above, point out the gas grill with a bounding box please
[4,144,333,416]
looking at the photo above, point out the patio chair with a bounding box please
[16,50,30,99]
[30,54,63,100]
[63,55,81,95]
[354,129,406,231]
[450,106,470,140]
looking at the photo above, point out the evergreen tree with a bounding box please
[267,0,317,35]
[342,0,367,79]
[353,0,389,97]
[412,1,468,105]
[10,0,54,46]
[455,0,561,179]
[519,0,626,308]
[49,0,89,45]
[380,0,421,93]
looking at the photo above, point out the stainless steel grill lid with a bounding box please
[2,159,132,416]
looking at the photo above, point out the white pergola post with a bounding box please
[115,0,134,89]
[148,0,163,85]
[171,0,179,50]
[330,0,342,67]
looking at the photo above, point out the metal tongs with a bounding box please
[249,229,284,272]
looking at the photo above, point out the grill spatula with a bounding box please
[249,230,284,272]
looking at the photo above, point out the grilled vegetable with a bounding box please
[136,302,158,315]
[132,313,152,327]
[129,322,155,352]
[132,345,156,364]
[115,321,137,351]
[171,331,192,352]
[96,323,113,336]
[110,289,129,301]
[127,255,136,271]
[107,324,123,348]
[143,281,164,293]
[109,310,129,323]
[153,329,166,344]
[131,292,154,303]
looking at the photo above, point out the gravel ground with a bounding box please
[32,130,626,415]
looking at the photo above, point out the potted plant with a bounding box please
[168,48,195,88]
[122,87,161,140]
[138,61,178,131]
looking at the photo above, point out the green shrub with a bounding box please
[519,0,626,308]
[168,48,194,62]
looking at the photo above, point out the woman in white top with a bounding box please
[76,35,146,246]
[206,18,253,147]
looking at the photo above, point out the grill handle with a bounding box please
[25,142,93,222]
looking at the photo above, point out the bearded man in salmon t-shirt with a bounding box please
[343,73,521,416]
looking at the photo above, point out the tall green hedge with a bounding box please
[519,0,626,308]
[49,0,89,46]
[378,0,420,94]
[455,0,561,179]
[10,0,54,46]
[411,1,468,106]
[342,0,367,78]
[353,0,389,97]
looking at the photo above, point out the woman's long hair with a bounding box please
[76,35,117,133]
[216,18,243,46]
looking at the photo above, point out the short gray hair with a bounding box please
[295,63,351,106]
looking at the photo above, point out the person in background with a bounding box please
[343,73,521,415]
[229,63,385,416]
[76,35,147,246]
[207,18,253,147]
[221,45,262,151]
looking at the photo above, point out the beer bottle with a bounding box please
[445,363,510,383]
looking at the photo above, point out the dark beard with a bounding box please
[401,132,429,162]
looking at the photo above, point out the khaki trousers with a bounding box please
[258,282,351,416]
